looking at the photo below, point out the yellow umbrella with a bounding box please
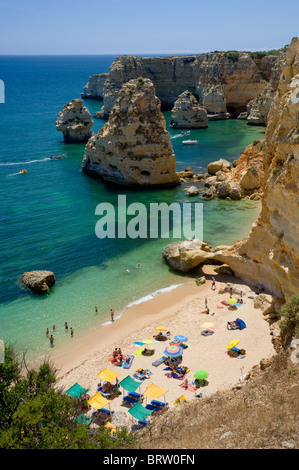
[88,392,111,409]
[154,327,167,331]
[227,339,239,350]
[97,368,121,382]
[201,322,214,329]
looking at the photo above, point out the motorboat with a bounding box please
[19,169,27,173]
[182,139,198,145]
[50,153,67,160]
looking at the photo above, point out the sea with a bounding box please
[0,55,266,361]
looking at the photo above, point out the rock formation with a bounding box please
[83,53,277,118]
[82,73,108,100]
[21,270,56,294]
[163,38,299,301]
[247,49,288,126]
[170,91,208,128]
[82,78,180,187]
[56,99,93,142]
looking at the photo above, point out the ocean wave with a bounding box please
[100,283,183,327]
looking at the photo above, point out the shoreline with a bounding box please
[44,265,276,423]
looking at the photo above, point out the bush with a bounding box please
[280,294,299,342]
[136,77,144,88]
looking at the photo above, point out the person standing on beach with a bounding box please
[95,306,98,314]
[211,277,216,290]
[53,324,56,331]
[64,322,68,330]
[110,309,114,322]
[70,327,74,337]
[49,335,55,347]
[46,328,49,336]
[205,298,208,308]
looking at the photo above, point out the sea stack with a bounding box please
[82,77,180,187]
[55,99,93,142]
[170,91,208,128]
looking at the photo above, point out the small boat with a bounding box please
[50,153,67,160]
[181,130,191,135]
[19,169,27,173]
[182,139,198,145]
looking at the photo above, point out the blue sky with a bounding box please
[0,0,298,54]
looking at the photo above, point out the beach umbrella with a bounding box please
[174,335,188,343]
[200,323,214,329]
[227,339,239,350]
[164,345,182,357]
[194,370,209,380]
[170,339,182,346]
[154,327,168,331]
[227,298,238,304]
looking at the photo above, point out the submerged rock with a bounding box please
[82,78,180,188]
[21,270,56,294]
[56,99,93,142]
[170,91,208,128]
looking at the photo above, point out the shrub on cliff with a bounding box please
[280,294,299,343]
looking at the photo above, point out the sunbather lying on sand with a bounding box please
[153,332,167,341]
[102,381,115,393]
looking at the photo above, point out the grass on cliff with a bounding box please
[138,351,299,449]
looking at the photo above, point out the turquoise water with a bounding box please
[0,56,265,360]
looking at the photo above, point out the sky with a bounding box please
[0,0,298,55]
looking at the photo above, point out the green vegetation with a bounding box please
[0,345,137,449]
[280,294,299,341]
[136,76,144,88]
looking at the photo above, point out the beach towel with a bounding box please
[221,301,229,306]
[217,306,224,309]
[135,348,144,355]
[152,356,166,367]
[248,296,254,299]
[123,355,134,369]
[179,383,197,392]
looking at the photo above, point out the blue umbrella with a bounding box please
[174,335,188,343]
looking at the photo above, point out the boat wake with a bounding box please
[0,157,51,167]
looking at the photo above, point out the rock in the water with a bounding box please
[82,78,180,188]
[207,160,223,175]
[21,270,56,294]
[56,99,93,142]
[162,239,215,272]
[170,91,208,128]
[185,185,199,196]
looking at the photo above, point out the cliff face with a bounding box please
[82,78,180,187]
[81,73,108,100]
[163,38,299,301]
[83,53,276,118]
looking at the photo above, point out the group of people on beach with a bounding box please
[46,322,74,347]
[112,347,123,365]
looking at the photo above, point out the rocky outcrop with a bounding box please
[21,270,56,294]
[247,50,287,126]
[81,73,108,100]
[170,91,208,128]
[163,38,299,301]
[55,99,93,142]
[86,52,276,118]
[82,78,180,187]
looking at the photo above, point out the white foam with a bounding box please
[99,283,183,327]
[1,158,51,167]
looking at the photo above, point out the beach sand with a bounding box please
[50,266,276,427]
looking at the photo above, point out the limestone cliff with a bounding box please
[83,53,275,118]
[170,91,208,128]
[82,78,180,187]
[81,73,108,100]
[163,38,299,301]
[55,99,93,142]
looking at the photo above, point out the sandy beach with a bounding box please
[49,266,275,427]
